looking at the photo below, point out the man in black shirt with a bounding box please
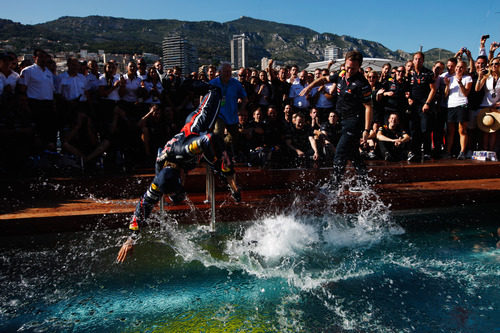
[320,111,342,161]
[285,113,319,167]
[376,113,411,161]
[378,66,409,125]
[267,59,291,116]
[301,51,372,185]
[408,51,437,159]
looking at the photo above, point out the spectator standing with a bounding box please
[431,61,446,156]
[0,53,21,124]
[379,63,392,84]
[210,63,248,155]
[289,70,311,114]
[311,63,336,123]
[268,59,290,115]
[136,58,148,81]
[140,67,164,157]
[379,66,409,124]
[475,56,500,151]
[18,49,56,150]
[154,60,166,81]
[255,70,272,111]
[237,67,255,104]
[288,64,299,84]
[56,57,89,123]
[443,60,473,159]
[467,55,488,153]
[408,51,437,159]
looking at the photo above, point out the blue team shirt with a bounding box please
[209,77,247,125]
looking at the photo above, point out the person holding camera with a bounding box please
[466,37,489,153]
[443,60,473,159]
[475,56,500,151]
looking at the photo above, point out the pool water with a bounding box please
[1,189,499,332]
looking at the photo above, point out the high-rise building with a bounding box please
[162,33,198,75]
[231,34,248,69]
[324,45,342,61]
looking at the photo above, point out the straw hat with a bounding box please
[477,108,500,133]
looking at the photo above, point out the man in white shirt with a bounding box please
[0,53,20,97]
[56,57,89,126]
[18,49,56,149]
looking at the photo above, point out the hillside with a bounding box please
[0,16,451,68]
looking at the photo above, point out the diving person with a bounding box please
[117,80,241,263]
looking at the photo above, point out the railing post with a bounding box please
[206,165,216,232]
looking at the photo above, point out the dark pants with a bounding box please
[378,140,409,161]
[409,102,433,155]
[133,167,185,224]
[433,106,447,152]
[28,98,57,148]
[333,115,366,180]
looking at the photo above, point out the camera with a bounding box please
[461,47,467,52]
[493,42,500,48]
[481,34,490,40]
[481,69,488,75]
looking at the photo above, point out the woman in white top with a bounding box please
[475,56,500,151]
[143,67,163,105]
[444,60,473,159]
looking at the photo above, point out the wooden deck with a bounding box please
[1,160,500,235]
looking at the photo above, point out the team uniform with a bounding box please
[377,125,410,161]
[381,78,408,124]
[128,81,238,233]
[409,67,434,155]
[330,71,372,181]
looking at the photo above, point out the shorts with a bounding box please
[447,105,468,123]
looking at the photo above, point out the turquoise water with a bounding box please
[1,192,499,332]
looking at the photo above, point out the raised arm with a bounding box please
[299,76,331,97]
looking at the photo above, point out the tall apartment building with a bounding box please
[231,34,248,69]
[162,34,198,74]
[324,45,342,61]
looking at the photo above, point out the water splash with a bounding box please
[2,179,499,332]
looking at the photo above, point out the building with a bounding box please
[231,34,248,69]
[162,34,198,75]
[324,45,342,61]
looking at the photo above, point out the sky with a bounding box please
[3,0,500,58]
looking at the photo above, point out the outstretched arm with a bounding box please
[117,237,135,263]
[299,76,331,97]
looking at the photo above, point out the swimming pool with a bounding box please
[1,190,499,332]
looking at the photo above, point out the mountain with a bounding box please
[0,16,451,68]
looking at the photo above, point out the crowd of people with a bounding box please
[1,35,499,177]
